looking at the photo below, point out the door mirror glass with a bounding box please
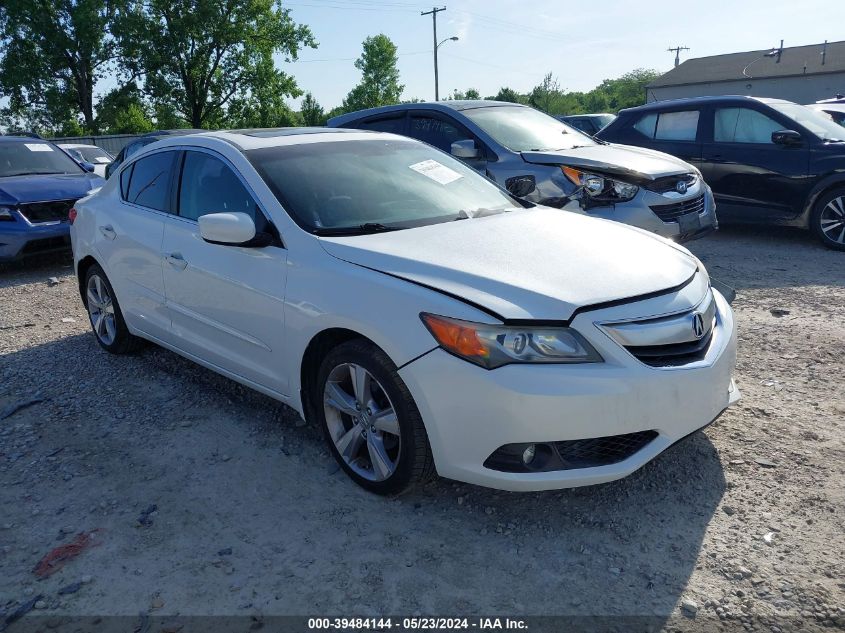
[771,129,803,146]
[198,212,256,245]
[451,139,480,159]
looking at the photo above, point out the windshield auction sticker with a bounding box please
[409,160,463,185]
[24,143,54,152]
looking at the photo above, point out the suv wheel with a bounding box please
[811,188,845,250]
[315,339,435,495]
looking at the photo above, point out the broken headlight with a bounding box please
[561,166,639,203]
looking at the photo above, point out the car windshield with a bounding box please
[770,103,845,141]
[0,141,85,177]
[247,139,523,234]
[463,105,596,152]
[594,114,616,130]
[74,146,113,164]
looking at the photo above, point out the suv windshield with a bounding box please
[0,141,85,177]
[463,106,596,152]
[770,103,845,141]
[247,139,523,234]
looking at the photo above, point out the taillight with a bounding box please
[68,208,77,224]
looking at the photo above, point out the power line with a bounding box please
[667,45,690,67]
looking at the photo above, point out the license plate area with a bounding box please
[678,211,701,233]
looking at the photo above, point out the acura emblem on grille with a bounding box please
[692,312,705,339]
[676,180,688,194]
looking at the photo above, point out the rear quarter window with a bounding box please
[352,116,406,134]
[631,110,699,142]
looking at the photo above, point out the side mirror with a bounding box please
[451,139,480,159]
[199,212,256,245]
[81,162,96,173]
[771,129,802,147]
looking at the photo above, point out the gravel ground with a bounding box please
[0,225,843,632]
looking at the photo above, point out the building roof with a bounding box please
[649,40,845,88]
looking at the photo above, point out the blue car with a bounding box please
[0,136,104,261]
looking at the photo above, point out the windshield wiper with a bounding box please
[313,223,403,236]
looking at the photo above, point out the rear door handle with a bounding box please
[165,252,188,270]
[98,225,116,240]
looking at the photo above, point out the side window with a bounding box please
[714,107,782,143]
[119,163,134,199]
[655,111,699,141]
[355,116,405,134]
[178,152,265,228]
[632,111,699,141]
[409,115,473,153]
[567,119,593,134]
[125,151,177,211]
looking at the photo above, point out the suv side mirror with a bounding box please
[772,129,802,147]
[451,139,480,159]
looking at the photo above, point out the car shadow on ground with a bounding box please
[1,330,726,625]
[688,224,845,291]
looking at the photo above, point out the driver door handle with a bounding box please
[165,252,188,270]
[98,225,116,240]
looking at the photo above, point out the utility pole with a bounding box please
[667,45,690,67]
[421,6,446,100]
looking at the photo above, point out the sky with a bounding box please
[278,0,845,110]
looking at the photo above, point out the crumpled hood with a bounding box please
[0,173,104,206]
[319,207,698,321]
[521,143,694,183]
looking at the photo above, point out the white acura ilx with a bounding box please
[69,128,739,494]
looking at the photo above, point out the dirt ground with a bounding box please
[1,225,843,632]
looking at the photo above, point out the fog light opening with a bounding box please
[522,444,536,466]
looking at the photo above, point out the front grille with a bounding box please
[553,430,659,469]
[21,235,70,254]
[643,174,697,194]
[649,194,705,222]
[18,199,75,224]
[626,329,713,367]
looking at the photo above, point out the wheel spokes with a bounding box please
[372,406,400,436]
[367,436,393,479]
[349,364,371,404]
[324,381,358,417]
[335,424,364,461]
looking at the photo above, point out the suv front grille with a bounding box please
[643,174,697,194]
[649,194,705,222]
[18,199,75,224]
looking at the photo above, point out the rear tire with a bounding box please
[83,264,143,354]
[314,339,435,495]
[810,188,845,251]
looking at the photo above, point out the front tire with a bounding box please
[83,264,142,354]
[315,339,435,495]
[811,188,845,251]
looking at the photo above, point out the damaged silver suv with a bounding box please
[329,101,717,242]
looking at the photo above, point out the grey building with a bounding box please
[647,40,845,104]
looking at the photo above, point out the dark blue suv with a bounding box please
[0,136,104,261]
[597,96,845,250]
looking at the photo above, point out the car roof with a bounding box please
[136,127,406,153]
[619,95,793,115]
[808,103,845,113]
[328,100,524,127]
[561,113,615,119]
[0,136,56,144]
[141,128,206,137]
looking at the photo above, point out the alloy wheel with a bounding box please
[86,274,117,346]
[323,362,401,482]
[820,196,845,245]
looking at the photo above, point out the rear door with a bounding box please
[94,150,177,340]
[160,149,289,395]
[699,104,810,221]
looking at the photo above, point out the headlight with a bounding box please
[0,206,15,222]
[562,166,639,202]
[420,313,603,369]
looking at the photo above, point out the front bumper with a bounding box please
[565,182,718,244]
[398,289,739,492]
[0,216,71,262]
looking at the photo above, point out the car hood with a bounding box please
[0,173,104,206]
[520,143,694,183]
[318,207,698,321]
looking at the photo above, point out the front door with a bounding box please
[160,149,289,395]
[699,105,810,222]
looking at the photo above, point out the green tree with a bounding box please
[0,0,123,132]
[449,88,480,100]
[300,92,325,126]
[489,86,524,103]
[590,68,660,111]
[116,0,316,128]
[96,84,154,133]
[528,73,567,114]
[342,34,404,112]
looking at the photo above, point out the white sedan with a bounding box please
[69,129,739,494]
